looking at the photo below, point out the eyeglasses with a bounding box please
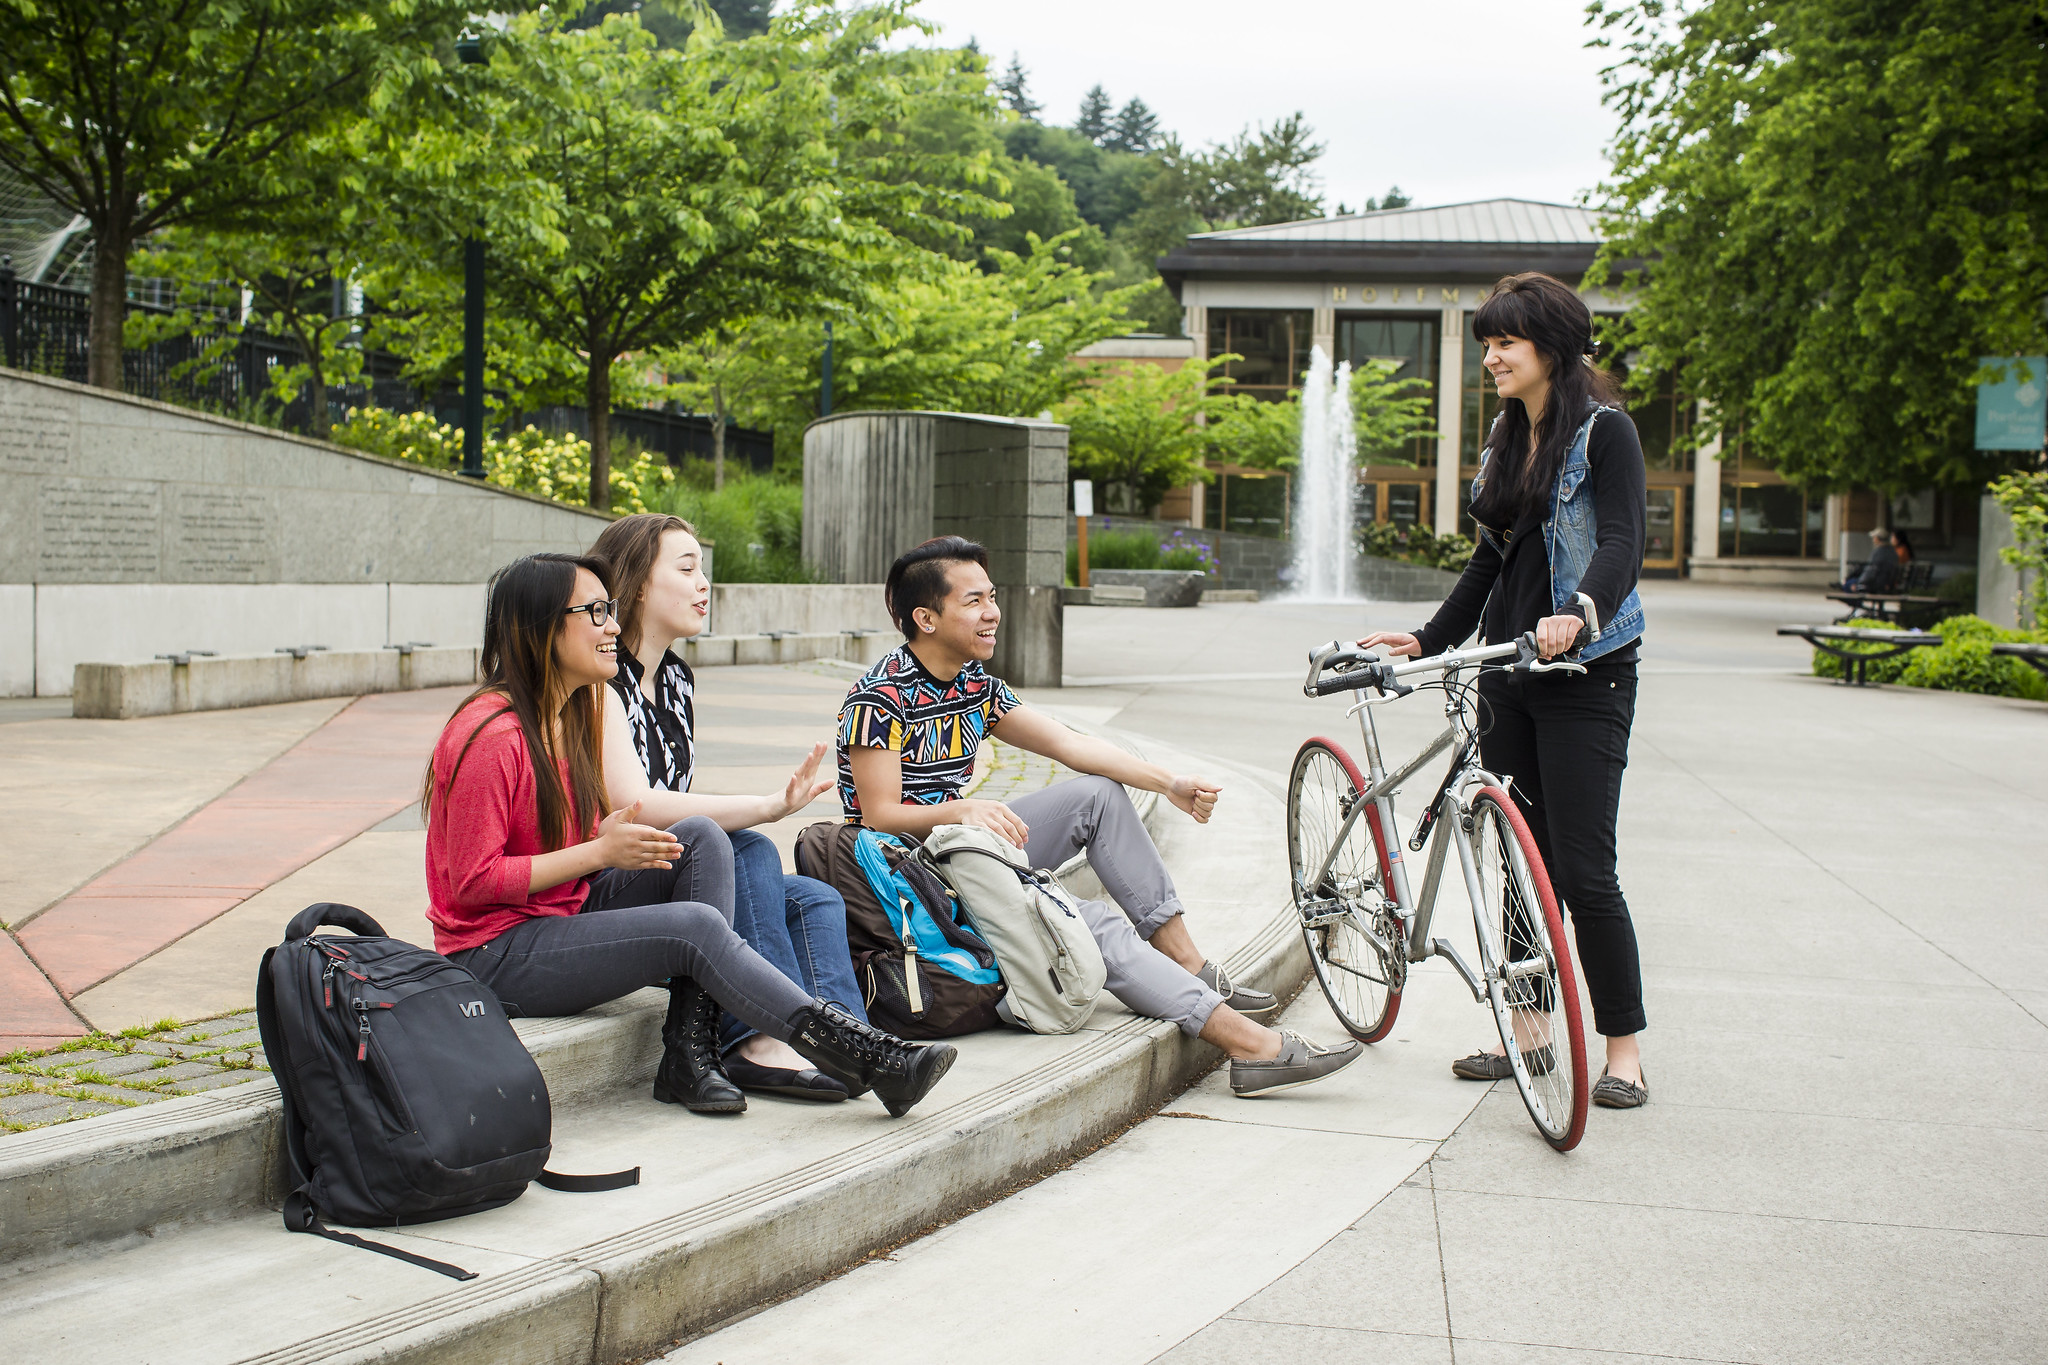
[564,598,620,627]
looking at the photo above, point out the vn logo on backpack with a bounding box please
[255,903,635,1279]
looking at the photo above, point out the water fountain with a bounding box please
[1290,345,1361,601]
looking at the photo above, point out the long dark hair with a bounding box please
[1468,272,1623,527]
[590,512,696,656]
[423,552,612,850]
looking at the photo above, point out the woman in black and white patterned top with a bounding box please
[592,514,869,1104]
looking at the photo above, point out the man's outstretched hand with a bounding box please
[1168,775,1222,824]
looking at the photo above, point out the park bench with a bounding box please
[1991,641,2048,681]
[1778,624,1944,687]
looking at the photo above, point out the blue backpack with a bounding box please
[796,823,1005,1038]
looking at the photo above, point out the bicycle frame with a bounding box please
[1303,666,1520,1006]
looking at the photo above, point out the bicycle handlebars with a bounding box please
[1303,632,1587,698]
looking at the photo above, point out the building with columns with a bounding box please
[1156,198,1954,584]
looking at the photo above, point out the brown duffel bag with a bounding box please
[794,822,1006,1039]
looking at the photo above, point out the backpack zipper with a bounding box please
[351,998,395,1061]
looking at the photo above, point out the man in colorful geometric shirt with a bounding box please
[837,536,1361,1098]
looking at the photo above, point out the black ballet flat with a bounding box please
[722,1053,850,1102]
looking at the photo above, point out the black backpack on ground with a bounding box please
[255,903,636,1279]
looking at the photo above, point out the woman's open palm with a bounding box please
[778,741,835,818]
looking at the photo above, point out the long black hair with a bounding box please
[1468,272,1623,528]
[423,552,613,850]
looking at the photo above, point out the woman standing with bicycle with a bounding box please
[1359,271,1651,1109]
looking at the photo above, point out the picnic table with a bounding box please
[1778,624,1945,687]
[1991,641,2048,681]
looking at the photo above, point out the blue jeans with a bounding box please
[721,829,868,1050]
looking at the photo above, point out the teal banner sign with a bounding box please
[1976,357,2046,450]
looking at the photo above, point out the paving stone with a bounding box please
[136,1061,230,1084]
[0,1092,71,1121]
[200,1029,264,1052]
[16,1098,123,1122]
[39,1048,123,1070]
[55,1051,160,1079]
[42,1081,147,1104]
[131,1040,212,1060]
[166,1070,266,1095]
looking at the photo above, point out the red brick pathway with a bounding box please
[1,688,462,1051]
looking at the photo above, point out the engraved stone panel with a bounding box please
[38,480,162,581]
[0,385,78,474]
[168,487,279,582]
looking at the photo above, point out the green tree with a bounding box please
[0,0,476,389]
[373,3,1003,509]
[697,231,1142,461]
[1075,86,1114,144]
[1588,0,2048,490]
[997,54,1041,120]
[1350,359,1438,464]
[1058,357,1241,513]
[1106,98,1162,155]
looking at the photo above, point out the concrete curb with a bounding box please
[72,647,481,719]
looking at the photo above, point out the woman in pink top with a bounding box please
[422,552,954,1120]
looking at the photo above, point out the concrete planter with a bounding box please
[1089,569,1206,608]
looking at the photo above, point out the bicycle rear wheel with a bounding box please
[1287,737,1403,1042]
[1469,786,1588,1152]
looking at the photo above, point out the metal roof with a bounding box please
[1190,199,1604,246]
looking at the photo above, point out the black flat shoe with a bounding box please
[723,1054,849,1103]
[1450,1046,1553,1081]
[1592,1066,1649,1109]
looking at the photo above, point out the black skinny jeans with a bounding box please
[1477,660,1647,1038]
[449,815,815,1042]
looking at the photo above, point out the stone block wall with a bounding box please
[803,411,1065,686]
[0,366,611,694]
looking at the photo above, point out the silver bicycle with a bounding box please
[1288,609,1597,1151]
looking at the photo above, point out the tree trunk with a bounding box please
[587,357,612,511]
[88,230,128,390]
[711,382,727,490]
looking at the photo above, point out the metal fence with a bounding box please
[0,268,772,469]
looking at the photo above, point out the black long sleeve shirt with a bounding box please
[1414,410,1647,664]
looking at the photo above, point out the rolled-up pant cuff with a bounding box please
[1594,1010,1646,1037]
[1132,897,1185,941]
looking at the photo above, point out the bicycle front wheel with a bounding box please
[1469,786,1588,1152]
[1287,737,1403,1042]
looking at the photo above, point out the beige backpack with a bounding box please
[921,825,1107,1034]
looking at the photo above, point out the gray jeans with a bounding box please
[449,815,816,1042]
[1010,777,1224,1038]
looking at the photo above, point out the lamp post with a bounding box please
[456,33,487,480]
[819,321,834,417]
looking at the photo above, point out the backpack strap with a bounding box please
[254,944,314,1196]
[282,1191,479,1281]
[536,1166,641,1193]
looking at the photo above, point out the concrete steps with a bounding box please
[2,732,1306,1365]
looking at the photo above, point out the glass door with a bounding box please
[1644,487,1683,570]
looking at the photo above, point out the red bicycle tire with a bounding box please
[1474,785,1589,1152]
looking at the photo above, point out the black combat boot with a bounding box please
[786,1003,956,1118]
[652,979,746,1114]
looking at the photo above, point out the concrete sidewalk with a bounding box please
[675,583,2048,1365]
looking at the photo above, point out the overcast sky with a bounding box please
[909,0,1621,213]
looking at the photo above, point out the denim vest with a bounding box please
[1469,405,1645,662]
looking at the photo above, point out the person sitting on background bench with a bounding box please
[423,552,955,1120]
[836,535,1363,1098]
[1847,527,1900,592]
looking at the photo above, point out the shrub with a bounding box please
[1809,618,1913,684]
[1359,521,1475,573]
[1065,522,1221,582]
[1935,568,1978,604]
[1812,614,2048,699]
[646,472,811,584]
[328,408,676,514]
